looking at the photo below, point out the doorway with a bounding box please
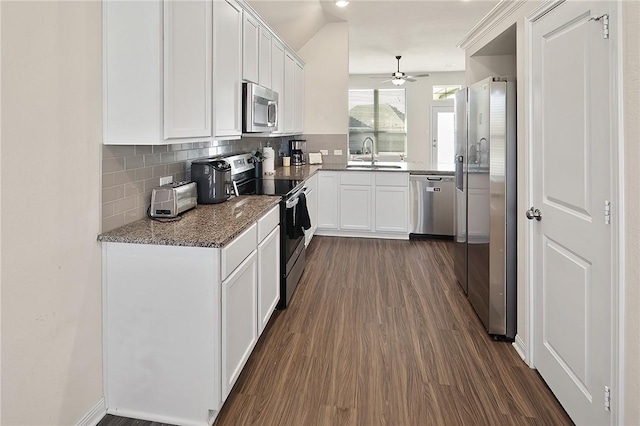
[430,105,455,169]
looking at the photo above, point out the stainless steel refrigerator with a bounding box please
[453,77,517,340]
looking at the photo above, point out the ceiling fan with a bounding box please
[373,56,430,86]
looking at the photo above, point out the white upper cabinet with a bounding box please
[103,0,303,144]
[270,39,285,135]
[293,60,304,134]
[258,27,272,89]
[283,52,296,134]
[103,0,212,145]
[242,12,260,84]
[164,0,212,139]
[103,1,162,144]
[213,0,242,139]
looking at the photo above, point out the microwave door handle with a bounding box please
[268,101,278,127]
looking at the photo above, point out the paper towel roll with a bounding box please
[263,146,275,175]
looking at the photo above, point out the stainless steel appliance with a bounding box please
[243,82,278,133]
[149,181,197,218]
[453,77,517,340]
[454,88,469,294]
[224,152,309,308]
[409,175,455,236]
[289,139,306,166]
[191,159,233,204]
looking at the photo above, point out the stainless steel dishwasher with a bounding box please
[409,174,455,236]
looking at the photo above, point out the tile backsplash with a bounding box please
[101,134,348,232]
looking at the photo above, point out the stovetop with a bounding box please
[236,177,304,198]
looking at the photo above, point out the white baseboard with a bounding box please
[512,334,527,362]
[315,229,409,240]
[76,398,106,426]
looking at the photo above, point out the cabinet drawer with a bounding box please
[221,223,257,280]
[375,172,408,187]
[258,205,280,242]
[340,171,372,186]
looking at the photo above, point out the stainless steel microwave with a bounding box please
[243,82,278,133]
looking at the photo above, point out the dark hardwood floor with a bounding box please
[100,236,572,426]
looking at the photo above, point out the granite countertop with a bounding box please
[98,195,281,248]
[264,162,454,182]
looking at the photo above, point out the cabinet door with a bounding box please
[213,0,242,139]
[258,227,280,334]
[317,172,339,229]
[103,1,162,144]
[221,251,258,399]
[270,40,285,134]
[242,13,259,84]
[163,0,212,139]
[304,174,318,245]
[258,27,272,89]
[375,186,408,233]
[293,60,304,134]
[340,185,372,231]
[283,52,296,133]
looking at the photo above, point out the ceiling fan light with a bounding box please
[335,0,349,7]
[392,78,405,86]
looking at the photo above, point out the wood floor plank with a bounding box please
[99,236,573,426]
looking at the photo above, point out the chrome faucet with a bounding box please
[361,137,376,165]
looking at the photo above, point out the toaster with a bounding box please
[150,181,197,218]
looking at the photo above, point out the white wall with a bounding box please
[349,71,465,165]
[1,1,103,424]
[622,1,640,424]
[298,22,349,135]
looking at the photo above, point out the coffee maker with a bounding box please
[289,139,306,166]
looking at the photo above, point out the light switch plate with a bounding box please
[159,176,173,186]
[320,149,329,155]
[334,149,343,155]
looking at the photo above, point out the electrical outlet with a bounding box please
[334,149,343,156]
[159,176,173,186]
[320,149,329,155]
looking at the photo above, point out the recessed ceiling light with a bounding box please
[335,0,349,7]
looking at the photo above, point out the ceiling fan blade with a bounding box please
[369,76,391,79]
[409,73,430,78]
[405,78,417,82]
[379,79,393,83]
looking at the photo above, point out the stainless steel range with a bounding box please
[224,152,308,309]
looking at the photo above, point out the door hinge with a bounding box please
[589,14,609,39]
[604,386,611,411]
[604,200,611,225]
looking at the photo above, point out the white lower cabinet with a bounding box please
[317,171,339,229]
[103,206,280,426]
[258,226,280,334]
[317,171,409,239]
[221,250,258,400]
[340,185,372,231]
[375,186,408,233]
[304,173,318,246]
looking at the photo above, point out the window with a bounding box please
[348,89,406,157]
[433,85,462,100]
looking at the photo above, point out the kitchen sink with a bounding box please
[345,164,403,170]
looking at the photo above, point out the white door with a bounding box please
[221,251,258,399]
[340,185,372,231]
[531,2,613,425]
[258,227,279,334]
[430,106,455,169]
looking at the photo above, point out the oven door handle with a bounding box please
[286,197,299,209]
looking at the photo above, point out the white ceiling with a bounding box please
[247,0,499,75]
